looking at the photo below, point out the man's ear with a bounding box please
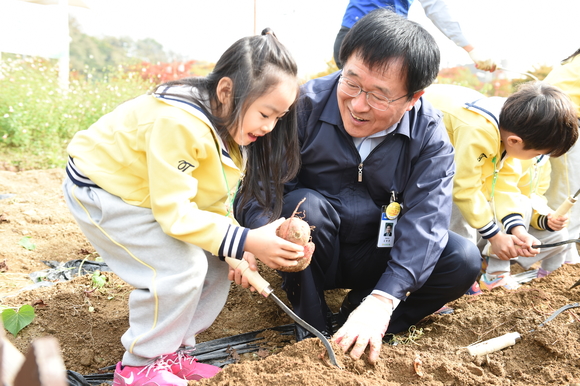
[216,77,233,105]
[405,90,425,112]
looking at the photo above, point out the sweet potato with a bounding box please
[276,198,315,272]
[277,216,311,245]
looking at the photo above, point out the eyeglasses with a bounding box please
[338,76,408,111]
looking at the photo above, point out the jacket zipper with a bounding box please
[355,133,396,183]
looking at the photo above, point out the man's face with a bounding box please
[337,55,424,138]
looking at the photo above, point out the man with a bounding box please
[383,224,393,237]
[236,8,480,364]
[333,0,498,71]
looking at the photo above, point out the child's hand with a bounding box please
[228,252,258,292]
[510,226,541,257]
[489,232,521,260]
[547,212,569,231]
[245,218,304,270]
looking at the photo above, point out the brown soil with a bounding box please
[1,168,580,386]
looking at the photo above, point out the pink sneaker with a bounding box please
[163,350,221,381]
[536,268,551,278]
[465,281,482,295]
[113,361,187,386]
[479,273,520,291]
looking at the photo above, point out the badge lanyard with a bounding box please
[214,141,242,218]
[489,150,507,225]
[377,191,400,248]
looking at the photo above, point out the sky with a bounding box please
[3,0,580,80]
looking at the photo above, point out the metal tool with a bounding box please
[225,257,341,369]
[529,303,580,331]
[528,236,580,289]
[554,188,580,217]
[532,238,580,249]
[525,189,580,251]
[468,303,580,356]
[512,269,539,284]
[466,332,521,356]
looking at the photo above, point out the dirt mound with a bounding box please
[1,169,580,386]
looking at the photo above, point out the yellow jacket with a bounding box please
[542,53,580,233]
[518,155,552,230]
[424,84,527,238]
[544,54,580,116]
[67,88,246,258]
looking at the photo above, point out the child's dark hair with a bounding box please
[500,82,578,157]
[156,28,300,220]
[339,8,440,98]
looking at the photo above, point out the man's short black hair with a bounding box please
[339,8,440,98]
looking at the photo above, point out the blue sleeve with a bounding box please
[418,0,471,47]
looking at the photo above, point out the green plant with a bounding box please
[0,55,155,169]
[386,325,424,346]
[90,270,107,290]
[18,236,36,250]
[1,304,36,336]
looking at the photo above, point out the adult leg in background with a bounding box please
[333,26,350,69]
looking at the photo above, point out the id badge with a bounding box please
[377,201,400,248]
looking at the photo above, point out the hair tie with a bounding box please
[261,28,277,38]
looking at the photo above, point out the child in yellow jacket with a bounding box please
[512,156,574,278]
[63,29,304,386]
[544,48,580,264]
[424,82,578,291]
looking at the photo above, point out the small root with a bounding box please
[414,354,424,377]
[291,197,306,218]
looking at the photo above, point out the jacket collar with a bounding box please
[464,96,506,130]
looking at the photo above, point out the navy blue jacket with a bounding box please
[247,72,455,300]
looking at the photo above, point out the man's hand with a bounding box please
[332,294,392,364]
[468,48,498,72]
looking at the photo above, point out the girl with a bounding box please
[63,29,303,386]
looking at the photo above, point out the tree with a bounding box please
[510,64,553,90]
[131,38,167,64]
[69,17,136,77]
[68,16,171,78]
[309,59,339,81]
[437,67,483,91]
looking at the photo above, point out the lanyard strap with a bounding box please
[489,150,507,200]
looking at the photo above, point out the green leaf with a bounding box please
[2,305,35,336]
[91,271,107,289]
[18,236,36,250]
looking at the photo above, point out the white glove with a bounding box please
[332,295,392,364]
[468,48,498,72]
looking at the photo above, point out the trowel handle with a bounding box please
[467,332,521,356]
[225,257,271,296]
[554,196,577,217]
